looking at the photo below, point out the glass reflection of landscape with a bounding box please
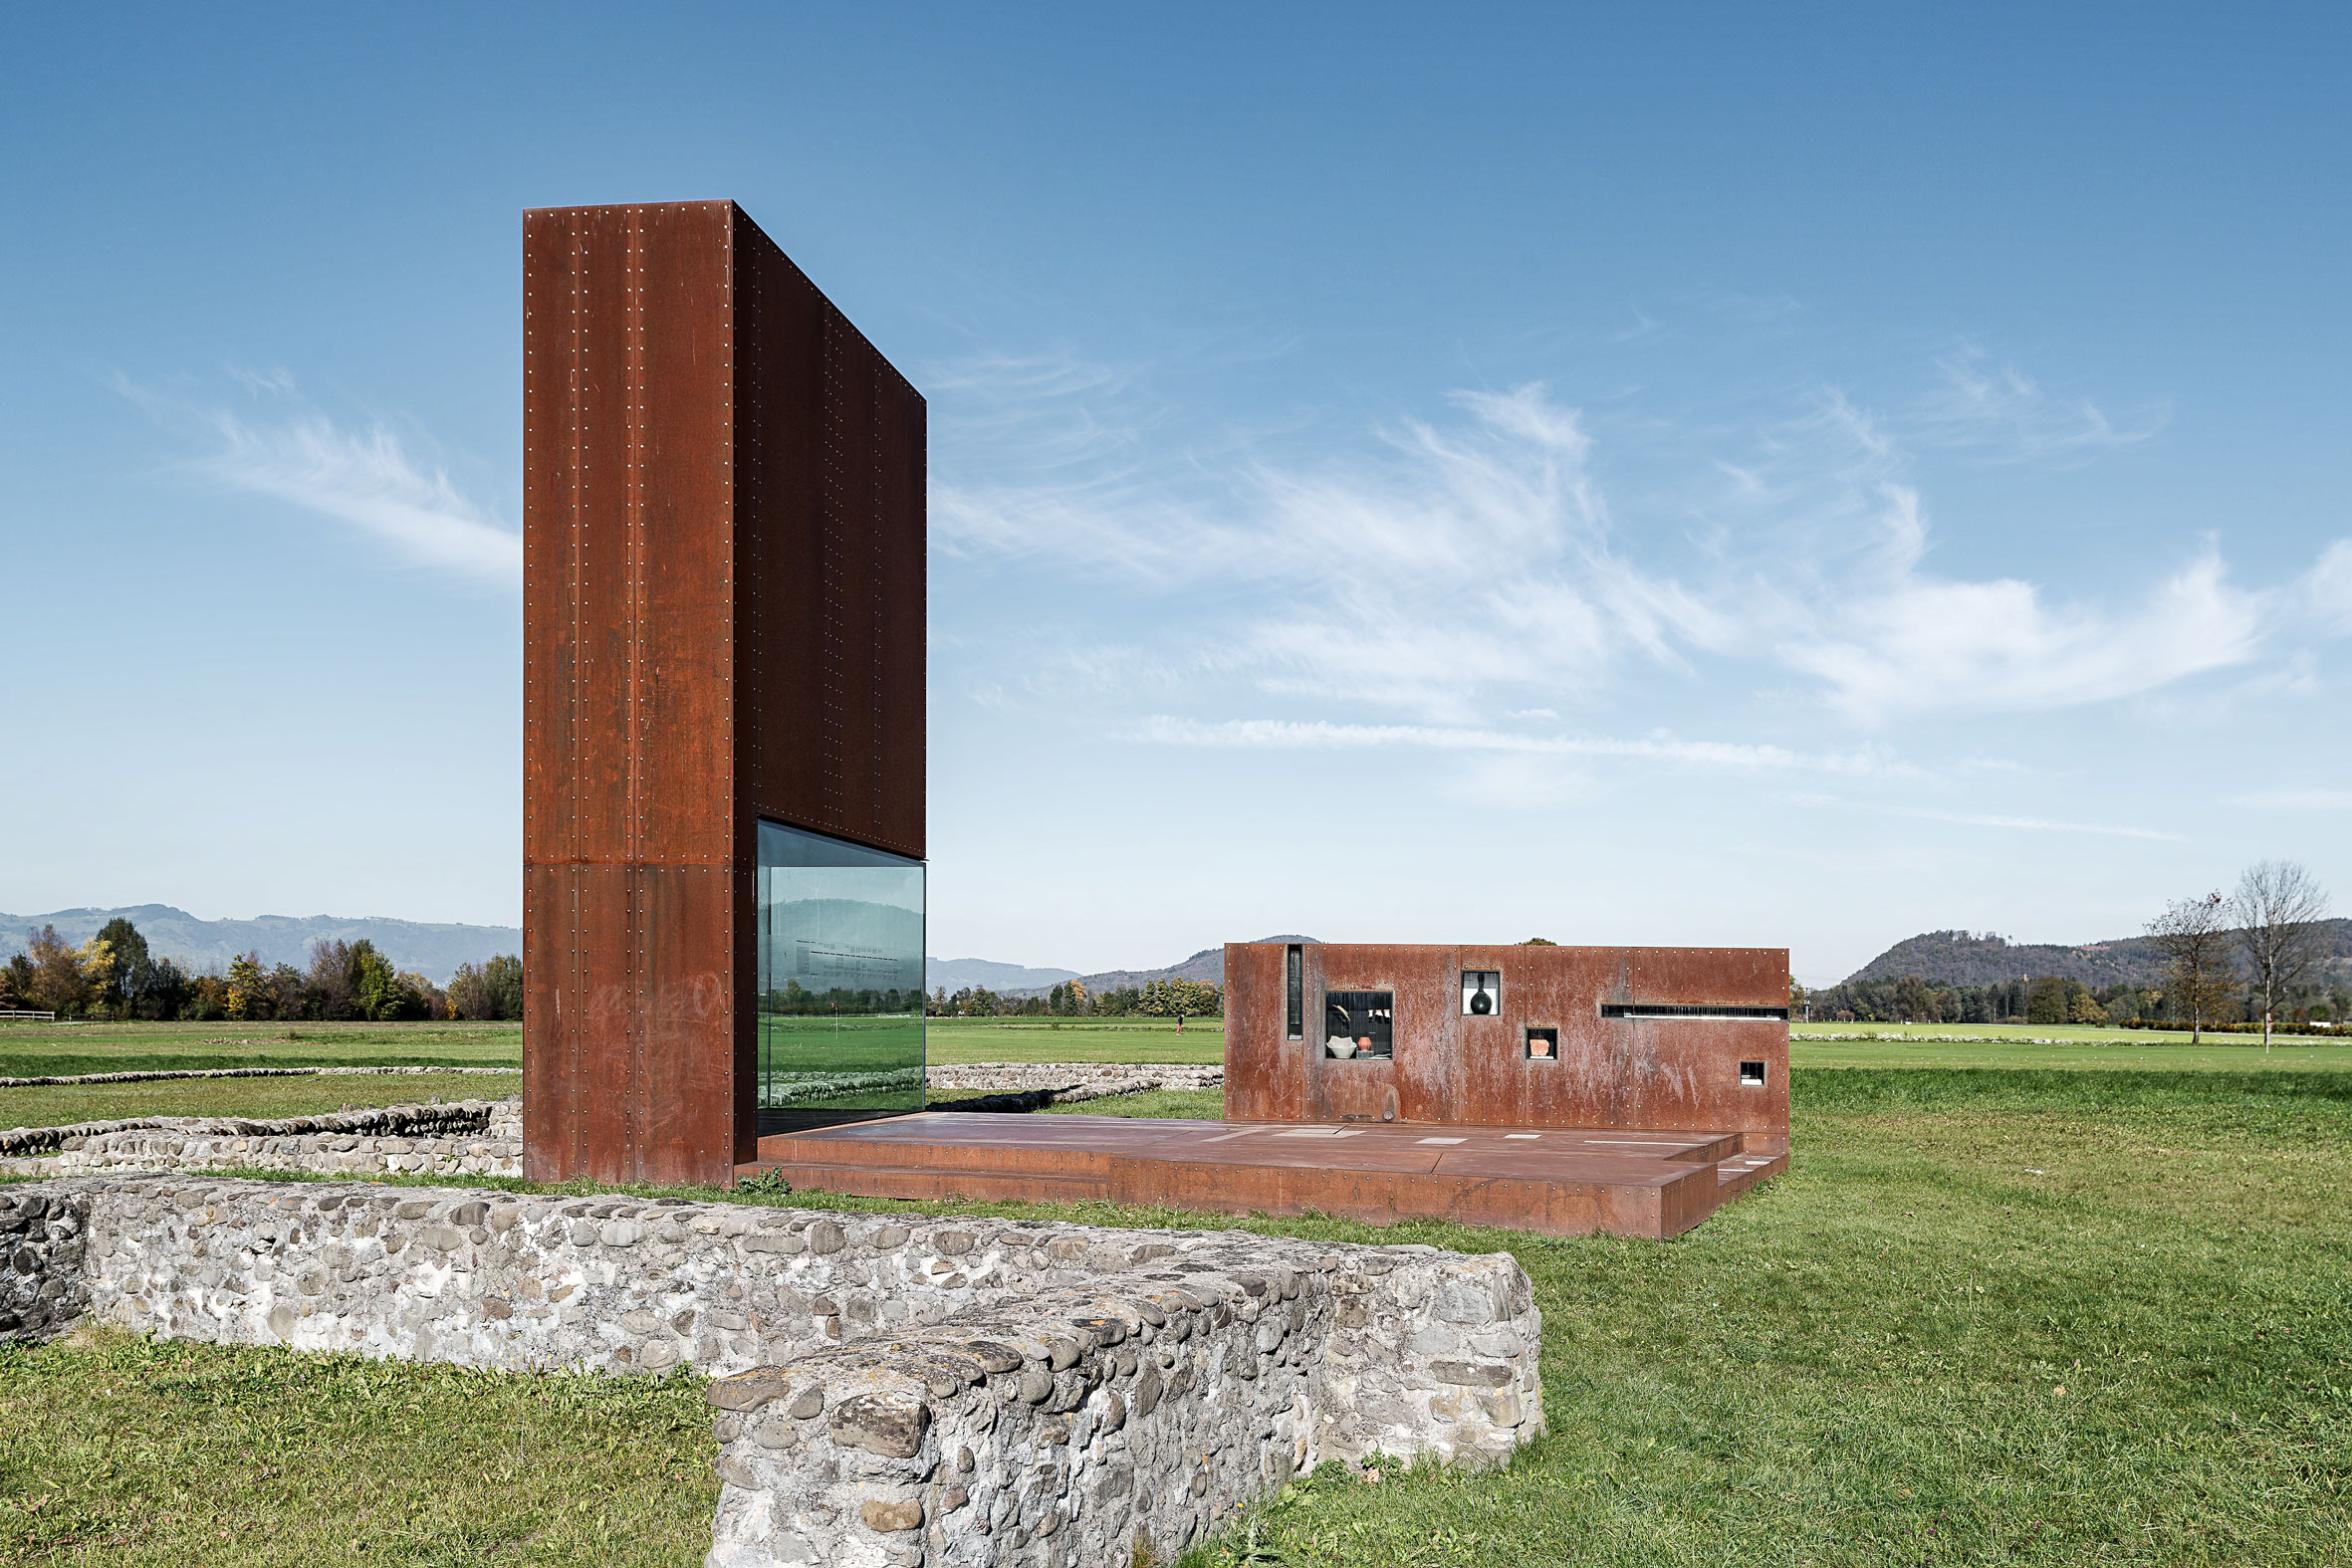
[756,819,924,1127]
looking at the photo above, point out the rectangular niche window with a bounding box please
[1286,945,1303,1040]
[1740,1060,1767,1086]
[755,819,926,1128]
[1525,1026,1558,1060]
[1461,970,1502,1016]
[1323,991,1393,1059]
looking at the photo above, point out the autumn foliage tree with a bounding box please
[2146,891,2234,1044]
[447,955,524,1020]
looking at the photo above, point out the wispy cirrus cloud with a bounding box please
[933,354,2299,724]
[118,373,519,589]
[938,372,1730,715]
[1132,716,1908,777]
[2302,539,2352,634]
[1769,488,2264,718]
[1917,349,2168,464]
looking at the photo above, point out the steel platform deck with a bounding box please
[744,1113,1786,1238]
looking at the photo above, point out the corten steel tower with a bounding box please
[523,201,925,1187]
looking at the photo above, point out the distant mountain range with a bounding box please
[1843,922,2352,990]
[991,936,1321,999]
[923,957,1080,993]
[0,905,522,986]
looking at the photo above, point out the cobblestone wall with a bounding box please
[925,1063,1224,1101]
[0,1100,522,1178]
[702,1236,1535,1568]
[0,1174,1540,1568]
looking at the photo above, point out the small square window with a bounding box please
[1740,1060,1766,1086]
[1525,1026,1558,1060]
[1323,992,1393,1058]
[1461,971,1501,1016]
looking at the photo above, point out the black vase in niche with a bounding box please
[1470,983,1494,1015]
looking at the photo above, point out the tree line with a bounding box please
[1799,861,2341,1048]
[762,981,923,1016]
[0,916,523,1022]
[926,977,1224,1018]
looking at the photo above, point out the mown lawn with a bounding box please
[0,1334,715,1565]
[0,1072,518,1134]
[1791,1032,2352,1072]
[6,1068,2347,1565]
[926,1014,1226,1066]
[0,1020,523,1078]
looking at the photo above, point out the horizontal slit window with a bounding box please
[1600,1004,1789,1020]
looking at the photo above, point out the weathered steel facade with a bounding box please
[523,201,925,1187]
[1225,943,1790,1149]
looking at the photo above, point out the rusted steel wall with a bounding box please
[524,201,924,1188]
[731,210,926,864]
[1227,943,1789,1142]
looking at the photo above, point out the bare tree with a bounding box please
[2233,860,2332,1052]
[2146,892,2234,1044]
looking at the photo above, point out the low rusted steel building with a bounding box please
[1224,941,1789,1153]
[742,941,1790,1238]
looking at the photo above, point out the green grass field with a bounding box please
[0,1073,518,1134]
[0,1020,523,1079]
[1793,1034,2352,1072]
[6,1062,2348,1564]
[0,1332,715,1564]
[925,1014,1227,1065]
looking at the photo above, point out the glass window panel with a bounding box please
[1322,991,1393,1058]
[1286,945,1303,1040]
[1461,971,1501,1015]
[757,819,925,1126]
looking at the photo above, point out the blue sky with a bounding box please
[3,3,2346,984]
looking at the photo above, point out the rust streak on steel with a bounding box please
[523,201,925,1188]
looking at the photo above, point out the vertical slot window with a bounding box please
[1286,945,1303,1040]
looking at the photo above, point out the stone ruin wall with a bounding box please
[1,1100,525,1180]
[1,1175,1541,1568]
[0,1068,1220,1183]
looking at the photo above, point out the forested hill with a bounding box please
[1,905,521,986]
[1006,936,1321,999]
[1845,922,2352,989]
